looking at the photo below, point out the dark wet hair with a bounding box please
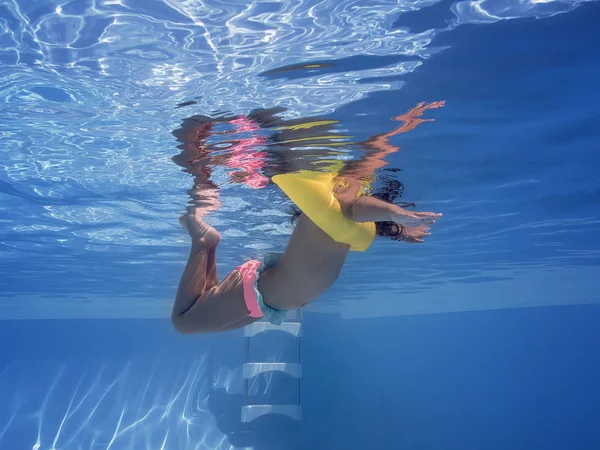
[289,174,412,241]
[370,176,413,240]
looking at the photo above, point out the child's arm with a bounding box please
[345,195,441,227]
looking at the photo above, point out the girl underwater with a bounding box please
[171,102,444,334]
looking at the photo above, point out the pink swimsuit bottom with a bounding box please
[236,253,286,325]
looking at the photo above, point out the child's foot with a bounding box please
[179,208,221,246]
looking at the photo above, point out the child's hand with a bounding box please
[391,208,441,227]
[399,225,431,244]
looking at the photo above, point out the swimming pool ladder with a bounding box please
[241,310,302,423]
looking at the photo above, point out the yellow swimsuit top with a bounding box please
[272,170,376,252]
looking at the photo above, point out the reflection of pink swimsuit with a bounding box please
[226,116,268,189]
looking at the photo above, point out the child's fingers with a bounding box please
[415,216,435,225]
[412,212,442,225]
[416,212,442,218]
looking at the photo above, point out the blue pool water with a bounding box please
[1,0,599,448]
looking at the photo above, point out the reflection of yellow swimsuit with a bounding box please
[273,170,376,252]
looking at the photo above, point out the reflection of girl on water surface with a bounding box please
[171,102,444,334]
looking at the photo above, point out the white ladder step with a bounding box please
[264,310,297,321]
[244,322,301,338]
[243,362,302,379]
[241,405,302,423]
[254,310,298,323]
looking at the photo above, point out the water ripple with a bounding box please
[0,0,597,305]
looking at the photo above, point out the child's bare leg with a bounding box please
[172,212,221,318]
[173,268,255,334]
[219,315,258,331]
[205,246,219,291]
[197,238,257,331]
[172,210,255,333]
[176,185,221,306]
[172,240,211,318]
